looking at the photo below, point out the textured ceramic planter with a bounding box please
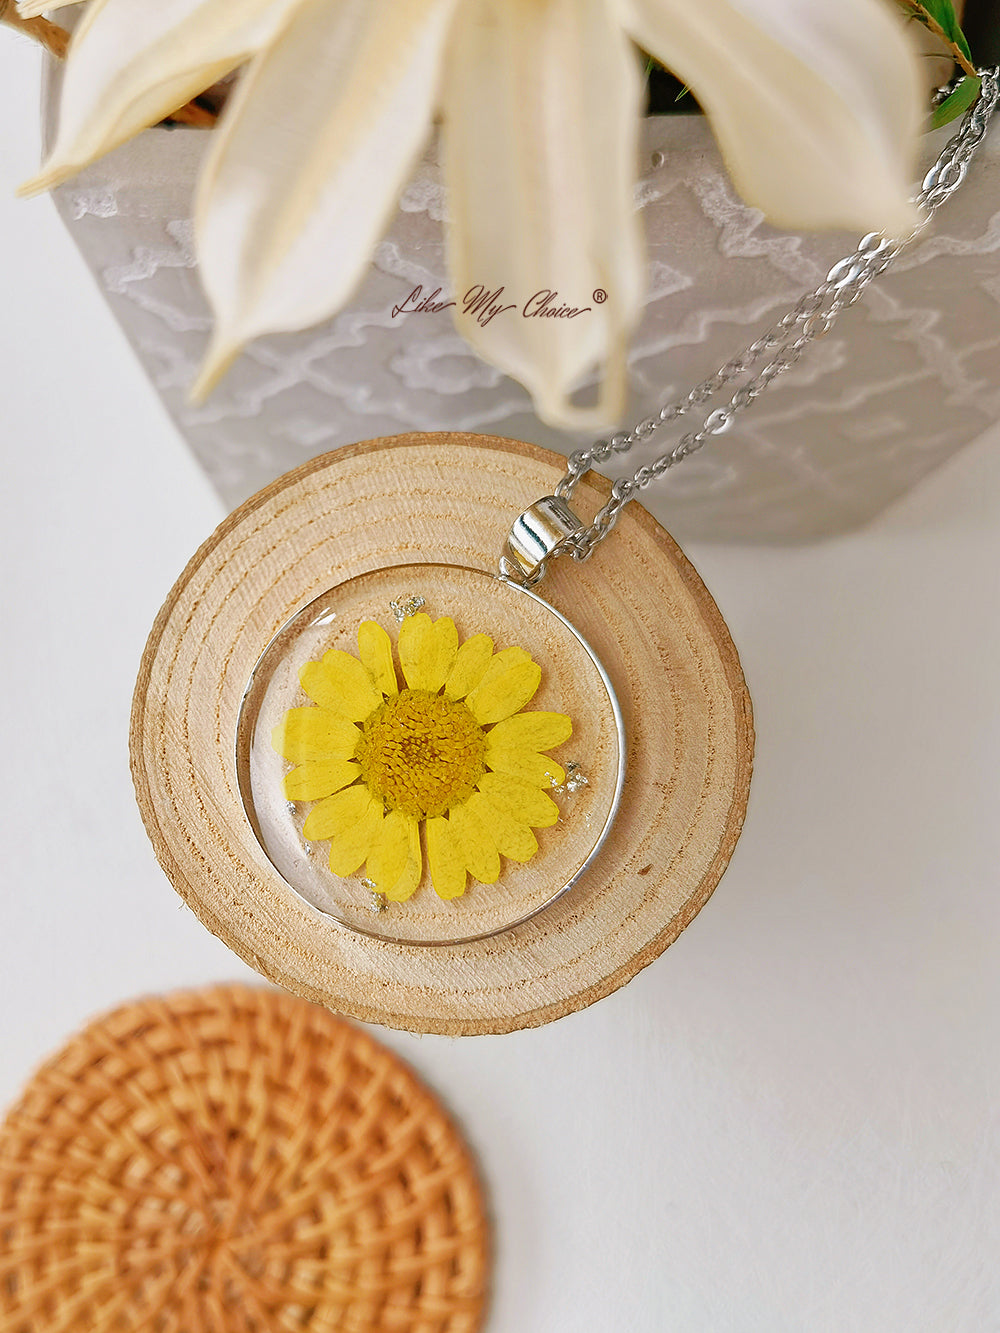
[44,68,1000,543]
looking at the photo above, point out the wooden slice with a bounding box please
[131,434,753,1035]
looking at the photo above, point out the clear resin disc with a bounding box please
[236,563,625,945]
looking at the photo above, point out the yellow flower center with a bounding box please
[355,689,487,819]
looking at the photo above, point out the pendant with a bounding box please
[132,434,751,1035]
[237,558,626,946]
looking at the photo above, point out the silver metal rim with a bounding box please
[235,563,627,948]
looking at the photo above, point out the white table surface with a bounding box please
[2,40,998,1333]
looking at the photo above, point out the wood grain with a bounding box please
[131,434,754,1035]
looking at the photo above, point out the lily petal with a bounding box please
[17,0,85,18]
[618,0,924,236]
[441,0,646,430]
[192,0,459,396]
[22,0,306,195]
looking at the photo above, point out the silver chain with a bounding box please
[549,67,999,564]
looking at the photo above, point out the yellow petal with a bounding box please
[303,784,379,843]
[488,711,572,752]
[317,649,381,720]
[477,772,559,829]
[466,792,538,863]
[272,709,360,763]
[398,613,459,692]
[466,652,542,725]
[444,633,494,700]
[448,801,500,885]
[425,816,467,900]
[309,789,383,875]
[298,652,379,720]
[388,815,422,902]
[477,645,532,682]
[358,620,398,697]
[368,811,421,901]
[283,759,361,802]
[329,807,384,875]
[485,747,565,789]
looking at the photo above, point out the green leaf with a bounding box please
[931,73,981,128]
[903,0,973,63]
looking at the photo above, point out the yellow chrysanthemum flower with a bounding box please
[272,613,572,902]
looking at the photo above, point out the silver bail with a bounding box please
[501,495,585,585]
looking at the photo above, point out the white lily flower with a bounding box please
[23,0,925,428]
[619,0,924,235]
[16,0,84,17]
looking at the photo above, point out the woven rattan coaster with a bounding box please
[0,985,489,1333]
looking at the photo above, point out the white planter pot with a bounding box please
[44,73,1000,542]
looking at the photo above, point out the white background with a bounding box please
[2,37,998,1333]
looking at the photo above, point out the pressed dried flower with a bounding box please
[272,613,572,902]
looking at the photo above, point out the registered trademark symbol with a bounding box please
[593,288,607,304]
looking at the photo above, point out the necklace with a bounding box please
[505,66,1000,585]
[164,72,998,954]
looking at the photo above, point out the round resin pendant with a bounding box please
[237,563,625,946]
[132,434,752,1034]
